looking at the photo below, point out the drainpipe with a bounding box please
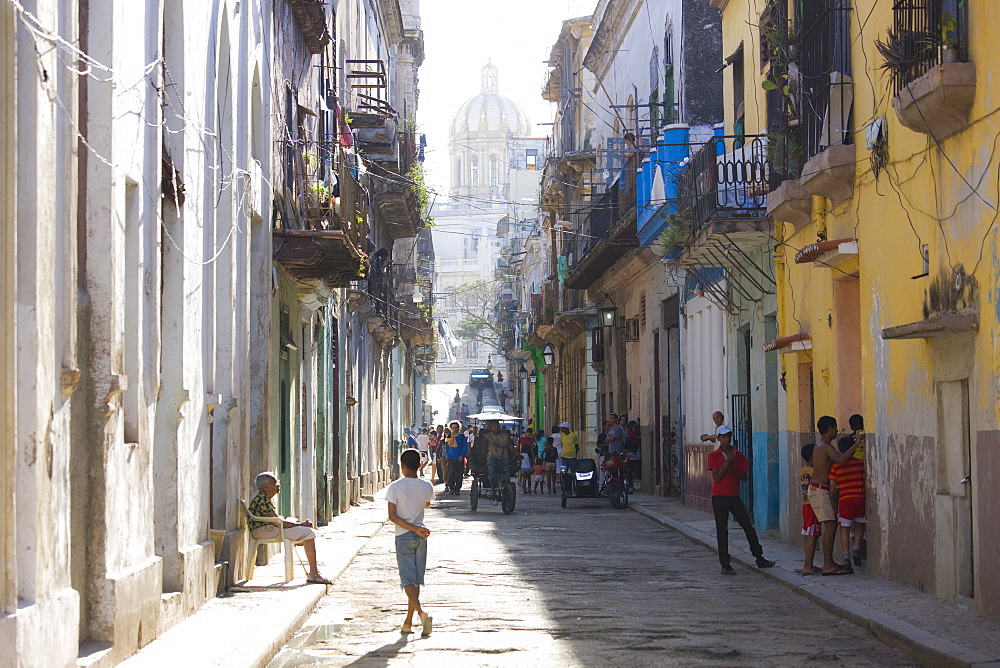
[812,195,827,239]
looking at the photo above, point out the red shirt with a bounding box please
[707,447,749,497]
[830,458,865,501]
[517,435,534,448]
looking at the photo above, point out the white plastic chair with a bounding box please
[240,498,295,583]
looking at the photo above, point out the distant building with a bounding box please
[432,63,543,384]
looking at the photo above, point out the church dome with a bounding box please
[450,62,530,137]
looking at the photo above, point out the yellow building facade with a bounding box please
[715,0,998,616]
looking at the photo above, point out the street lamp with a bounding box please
[529,370,537,384]
[518,364,527,380]
[542,344,555,367]
[599,293,617,328]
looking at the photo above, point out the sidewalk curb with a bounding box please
[121,498,390,668]
[629,500,998,668]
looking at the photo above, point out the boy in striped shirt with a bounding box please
[830,435,866,571]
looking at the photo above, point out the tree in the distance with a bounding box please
[449,279,503,352]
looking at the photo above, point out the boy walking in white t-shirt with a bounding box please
[386,449,436,636]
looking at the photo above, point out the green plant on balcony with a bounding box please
[759,17,801,101]
[875,27,938,82]
[766,128,804,179]
[657,210,692,255]
[311,182,332,206]
[406,162,431,221]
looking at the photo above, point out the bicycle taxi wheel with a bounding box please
[501,481,516,514]
[470,478,480,511]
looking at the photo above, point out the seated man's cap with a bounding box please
[716,425,733,435]
[559,421,571,428]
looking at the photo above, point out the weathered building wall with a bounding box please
[730,0,1000,617]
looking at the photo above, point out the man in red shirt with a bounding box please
[708,425,775,575]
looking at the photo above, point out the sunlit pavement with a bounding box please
[270,487,909,666]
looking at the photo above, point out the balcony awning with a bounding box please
[795,238,858,267]
[881,313,978,340]
[273,229,364,288]
[762,332,812,354]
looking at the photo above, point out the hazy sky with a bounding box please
[416,0,595,199]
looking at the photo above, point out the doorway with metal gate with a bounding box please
[731,326,753,514]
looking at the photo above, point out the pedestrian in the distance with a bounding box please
[532,458,545,494]
[559,422,579,496]
[708,425,775,574]
[444,421,468,495]
[543,440,558,493]
[386,449,435,637]
[519,445,532,493]
[415,428,431,478]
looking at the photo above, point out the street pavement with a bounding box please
[270,486,911,667]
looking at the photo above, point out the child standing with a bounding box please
[386,449,436,637]
[519,447,533,493]
[796,443,822,575]
[532,458,545,494]
[831,435,867,570]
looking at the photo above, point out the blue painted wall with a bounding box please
[637,125,691,247]
[752,430,780,530]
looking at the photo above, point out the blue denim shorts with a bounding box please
[395,531,427,589]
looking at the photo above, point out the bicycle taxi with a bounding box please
[466,412,522,515]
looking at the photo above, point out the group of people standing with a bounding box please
[699,409,868,577]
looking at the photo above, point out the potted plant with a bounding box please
[766,128,804,180]
[875,26,938,85]
[939,11,960,63]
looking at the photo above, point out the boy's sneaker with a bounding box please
[721,564,737,575]
[756,557,775,569]
[852,547,863,568]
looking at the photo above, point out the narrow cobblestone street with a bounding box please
[272,490,910,666]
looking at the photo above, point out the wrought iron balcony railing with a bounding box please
[680,135,770,230]
[885,0,969,96]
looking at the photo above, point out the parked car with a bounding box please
[469,368,493,387]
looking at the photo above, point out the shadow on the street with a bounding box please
[343,634,410,667]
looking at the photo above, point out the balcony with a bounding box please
[287,0,331,54]
[372,172,422,241]
[398,307,435,346]
[676,136,773,268]
[272,227,365,289]
[273,153,367,289]
[882,0,974,138]
[563,180,639,290]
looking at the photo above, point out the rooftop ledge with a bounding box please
[762,332,811,354]
[881,312,979,340]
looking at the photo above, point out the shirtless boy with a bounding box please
[809,416,859,575]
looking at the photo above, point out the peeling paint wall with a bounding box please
[734,0,1000,619]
